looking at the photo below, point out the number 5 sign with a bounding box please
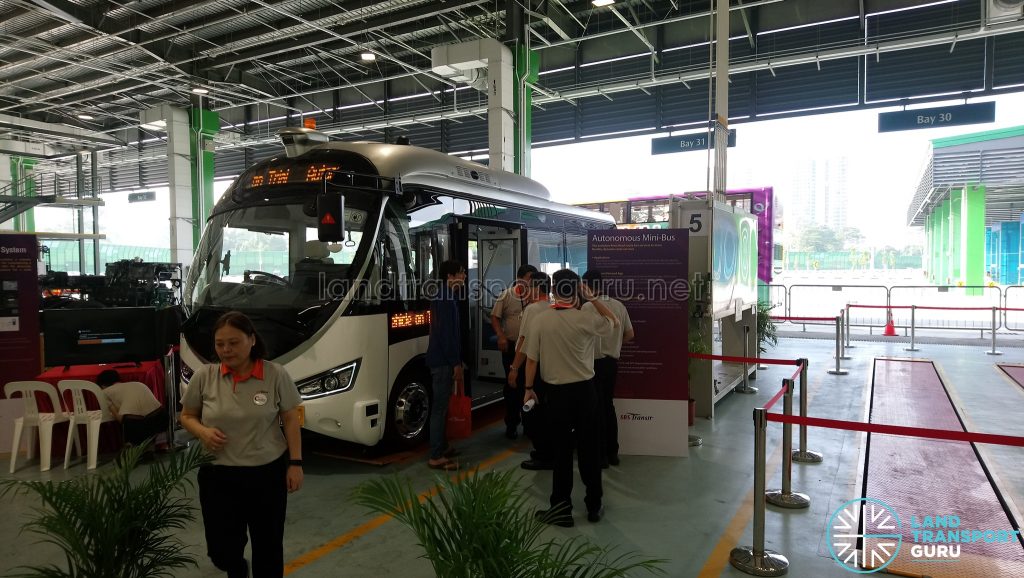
[682,210,709,237]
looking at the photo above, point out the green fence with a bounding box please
[785,251,922,271]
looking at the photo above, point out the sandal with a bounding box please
[428,458,459,471]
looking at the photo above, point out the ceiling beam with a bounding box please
[0,112,122,147]
[203,0,490,71]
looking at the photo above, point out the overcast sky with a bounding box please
[532,92,1024,249]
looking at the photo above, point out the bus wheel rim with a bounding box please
[394,381,429,439]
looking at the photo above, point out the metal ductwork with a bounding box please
[431,39,515,172]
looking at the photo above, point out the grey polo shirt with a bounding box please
[583,295,633,359]
[491,284,530,341]
[523,304,615,384]
[181,359,301,467]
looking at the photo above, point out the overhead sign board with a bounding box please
[877,102,995,133]
[651,129,736,155]
[128,191,156,203]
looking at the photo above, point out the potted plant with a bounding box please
[0,443,209,578]
[755,300,779,355]
[352,468,666,578]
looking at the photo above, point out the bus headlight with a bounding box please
[296,360,360,400]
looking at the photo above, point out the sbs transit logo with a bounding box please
[619,412,653,422]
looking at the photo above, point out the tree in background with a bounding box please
[796,225,842,252]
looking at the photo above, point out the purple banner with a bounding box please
[629,187,774,283]
[588,229,688,401]
[0,233,41,394]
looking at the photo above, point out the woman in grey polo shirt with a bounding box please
[180,311,303,578]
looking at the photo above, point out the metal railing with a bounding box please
[766,283,1024,335]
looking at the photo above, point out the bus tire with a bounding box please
[384,368,432,448]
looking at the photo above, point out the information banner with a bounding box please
[0,233,41,393]
[588,229,688,457]
[712,209,758,317]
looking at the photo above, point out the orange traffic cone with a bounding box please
[883,310,897,337]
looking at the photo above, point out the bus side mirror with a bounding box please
[317,192,346,242]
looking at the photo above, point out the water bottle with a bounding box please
[522,398,537,413]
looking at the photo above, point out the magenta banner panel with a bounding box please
[0,233,41,394]
[588,229,689,401]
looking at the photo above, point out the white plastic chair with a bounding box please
[58,380,115,470]
[4,381,77,473]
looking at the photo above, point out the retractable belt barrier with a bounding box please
[730,373,1024,577]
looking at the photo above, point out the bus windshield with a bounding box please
[185,192,380,318]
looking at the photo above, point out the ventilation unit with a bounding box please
[988,0,1024,23]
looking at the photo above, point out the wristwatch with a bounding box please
[288,459,303,467]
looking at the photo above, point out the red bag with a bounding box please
[446,381,472,440]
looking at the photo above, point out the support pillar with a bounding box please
[950,189,962,283]
[146,105,195,268]
[91,150,100,273]
[962,184,986,293]
[999,221,1019,285]
[6,156,38,232]
[513,43,538,176]
[190,108,219,247]
[938,199,950,284]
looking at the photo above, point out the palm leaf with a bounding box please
[0,442,210,578]
[352,468,665,578]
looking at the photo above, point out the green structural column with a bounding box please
[10,156,38,232]
[949,189,962,282]
[961,184,985,294]
[190,108,219,247]
[938,199,950,284]
[926,213,935,283]
[513,44,538,176]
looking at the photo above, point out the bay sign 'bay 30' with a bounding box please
[179,128,614,447]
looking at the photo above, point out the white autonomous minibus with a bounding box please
[179,128,615,447]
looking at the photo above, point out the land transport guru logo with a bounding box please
[828,497,1022,573]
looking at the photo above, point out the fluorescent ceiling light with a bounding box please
[592,0,615,6]
[360,52,376,61]
[140,119,167,131]
[77,114,94,120]
[191,87,209,94]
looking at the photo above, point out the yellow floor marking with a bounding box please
[284,446,520,574]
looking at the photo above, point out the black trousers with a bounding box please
[593,357,619,459]
[524,380,553,461]
[198,452,288,578]
[121,407,167,447]
[501,350,525,431]
[546,380,602,514]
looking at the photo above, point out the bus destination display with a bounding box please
[245,163,341,189]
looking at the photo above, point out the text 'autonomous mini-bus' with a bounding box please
[179,127,615,447]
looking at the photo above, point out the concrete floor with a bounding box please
[2,335,1023,577]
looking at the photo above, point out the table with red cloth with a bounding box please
[33,360,167,457]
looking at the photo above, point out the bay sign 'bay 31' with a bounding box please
[179,128,614,447]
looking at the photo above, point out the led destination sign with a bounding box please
[244,163,342,189]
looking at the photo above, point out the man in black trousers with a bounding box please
[522,269,617,527]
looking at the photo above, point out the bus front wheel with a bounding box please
[385,372,431,448]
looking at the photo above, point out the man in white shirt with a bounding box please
[523,269,617,527]
[582,270,634,467]
[491,264,538,439]
[96,369,166,447]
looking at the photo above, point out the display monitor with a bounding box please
[42,307,163,367]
